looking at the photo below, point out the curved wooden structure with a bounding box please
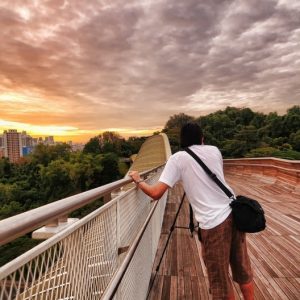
[224,157,300,185]
[127,133,172,174]
[149,158,300,300]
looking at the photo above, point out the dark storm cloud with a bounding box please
[0,0,299,132]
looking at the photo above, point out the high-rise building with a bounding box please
[0,148,5,158]
[0,134,4,158]
[32,138,38,146]
[45,136,54,145]
[3,130,23,163]
[21,131,33,147]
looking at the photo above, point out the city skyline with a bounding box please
[0,129,85,162]
[0,128,82,145]
[0,0,299,142]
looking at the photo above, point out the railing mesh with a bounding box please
[0,167,166,300]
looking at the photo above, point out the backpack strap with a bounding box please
[184,147,234,199]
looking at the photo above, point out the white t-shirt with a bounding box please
[159,145,234,229]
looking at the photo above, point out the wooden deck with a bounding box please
[148,172,300,300]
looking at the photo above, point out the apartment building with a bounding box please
[3,130,23,163]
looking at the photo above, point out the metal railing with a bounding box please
[0,165,164,247]
[0,165,167,300]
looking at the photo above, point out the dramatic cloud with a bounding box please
[0,0,299,140]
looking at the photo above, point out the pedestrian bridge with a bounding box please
[0,134,299,299]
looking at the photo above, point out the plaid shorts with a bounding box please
[199,213,253,299]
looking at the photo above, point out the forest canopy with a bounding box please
[163,106,300,159]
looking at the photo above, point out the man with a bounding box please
[129,123,254,300]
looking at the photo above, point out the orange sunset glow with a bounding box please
[0,0,299,142]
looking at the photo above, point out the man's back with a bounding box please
[159,145,233,229]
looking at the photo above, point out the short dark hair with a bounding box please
[180,122,203,148]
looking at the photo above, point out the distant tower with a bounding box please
[3,129,23,163]
[21,131,32,147]
[20,131,34,156]
[0,134,4,158]
[45,136,54,145]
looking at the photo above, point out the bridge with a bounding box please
[0,134,299,299]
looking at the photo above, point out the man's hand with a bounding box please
[128,170,142,183]
[129,170,169,200]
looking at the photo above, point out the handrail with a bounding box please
[101,197,160,300]
[0,164,164,246]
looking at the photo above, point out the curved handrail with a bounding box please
[0,164,164,246]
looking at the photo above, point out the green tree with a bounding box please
[40,159,75,201]
[199,113,236,141]
[0,201,22,219]
[251,113,266,128]
[127,137,147,154]
[266,112,284,138]
[83,137,101,155]
[69,152,103,190]
[100,131,129,156]
[290,130,300,151]
[287,105,300,115]
[283,105,300,135]
[0,158,11,179]
[31,143,71,166]
[239,108,255,125]
[164,113,195,130]
[222,140,248,158]
[101,153,120,184]
[163,113,195,152]
[233,125,259,153]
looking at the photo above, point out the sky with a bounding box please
[0,0,299,142]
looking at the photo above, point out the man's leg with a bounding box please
[200,215,235,299]
[239,281,254,300]
[230,226,254,300]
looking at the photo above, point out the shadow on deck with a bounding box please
[148,172,300,300]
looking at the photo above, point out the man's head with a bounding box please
[180,122,203,148]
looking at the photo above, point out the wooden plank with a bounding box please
[177,229,184,277]
[148,274,164,300]
[253,276,274,299]
[177,276,185,300]
[161,275,171,300]
[253,279,267,300]
[170,276,177,300]
[183,275,192,299]
[170,232,178,276]
[273,278,300,300]
[232,282,243,300]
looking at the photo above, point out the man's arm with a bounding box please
[129,171,169,200]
